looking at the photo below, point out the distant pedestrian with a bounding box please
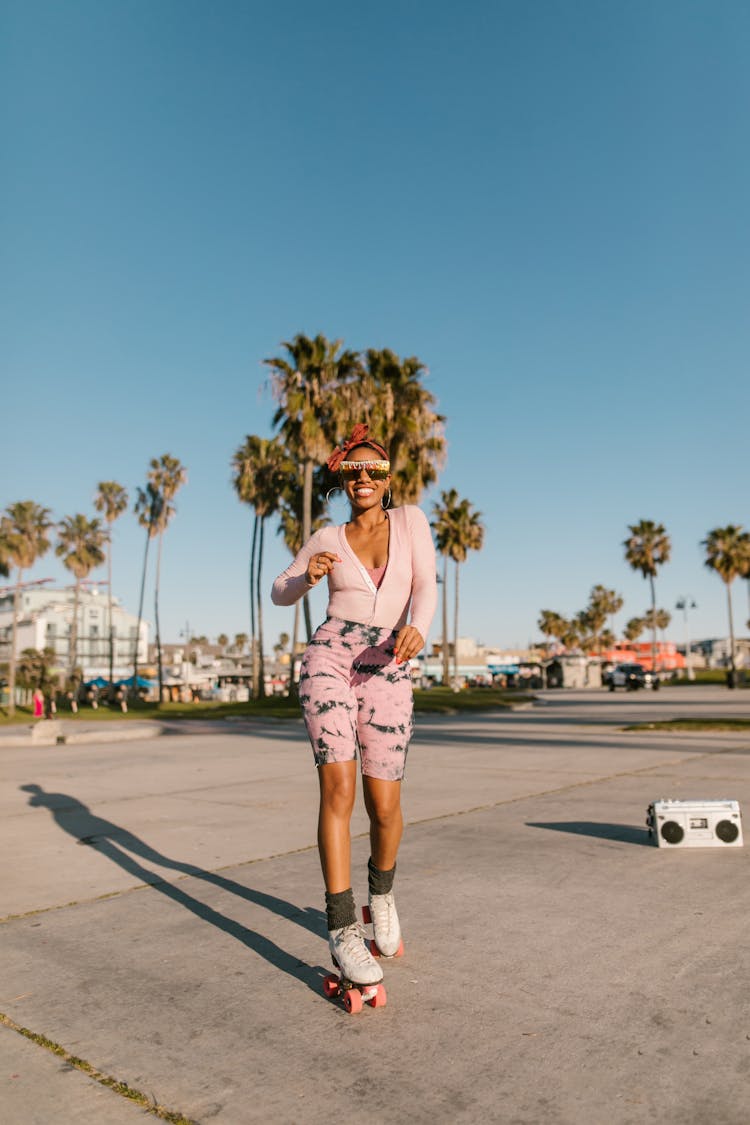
[32,689,44,719]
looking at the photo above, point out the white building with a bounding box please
[0,584,149,678]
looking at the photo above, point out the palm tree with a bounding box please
[624,616,646,653]
[147,455,188,704]
[0,524,11,579]
[334,348,447,504]
[16,646,58,693]
[702,525,750,687]
[265,334,359,636]
[1,502,53,715]
[432,490,485,684]
[56,515,107,681]
[623,520,671,672]
[276,472,329,694]
[232,435,290,697]
[234,633,248,654]
[588,585,624,645]
[94,481,128,689]
[133,483,163,697]
[644,607,671,633]
[537,610,569,652]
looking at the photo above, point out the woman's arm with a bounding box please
[271,534,320,606]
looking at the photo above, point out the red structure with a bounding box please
[600,642,685,672]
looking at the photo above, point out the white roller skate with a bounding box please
[328,922,384,985]
[324,922,386,1013]
[364,892,405,958]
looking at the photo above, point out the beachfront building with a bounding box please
[0,584,148,679]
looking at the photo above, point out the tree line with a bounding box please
[0,455,187,716]
[538,520,750,682]
[2,331,487,711]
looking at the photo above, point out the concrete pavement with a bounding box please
[2,687,750,1123]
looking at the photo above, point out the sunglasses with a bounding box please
[339,459,391,481]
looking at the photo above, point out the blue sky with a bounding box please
[2,0,749,652]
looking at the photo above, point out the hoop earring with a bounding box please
[326,487,343,503]
[381,488,392,510]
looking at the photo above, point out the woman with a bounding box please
[271,424,437,987]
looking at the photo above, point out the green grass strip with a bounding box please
[0,1011,197,1124]
[625,718,750,732]
[1,688,534,726]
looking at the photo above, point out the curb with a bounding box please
[0,722,164,749]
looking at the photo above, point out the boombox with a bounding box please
[646,799,743,848]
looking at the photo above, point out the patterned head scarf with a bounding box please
[326,424,389,472]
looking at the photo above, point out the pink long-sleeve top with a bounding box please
[271,505,437,640]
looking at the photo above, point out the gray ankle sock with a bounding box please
[368,857,396,896]
[326,888,356,931]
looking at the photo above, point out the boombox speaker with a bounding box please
[646,799,743,848]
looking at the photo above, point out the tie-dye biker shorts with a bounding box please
[298,617,414,782]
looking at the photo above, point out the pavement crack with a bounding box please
[0,1011,198,1124]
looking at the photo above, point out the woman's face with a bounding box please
[340,445,391,513]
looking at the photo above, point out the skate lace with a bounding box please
[336,922,370,965]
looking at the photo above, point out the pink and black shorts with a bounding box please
[298,617,414,781]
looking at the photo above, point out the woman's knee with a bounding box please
[363,778,402,827]
[319,763,356,818]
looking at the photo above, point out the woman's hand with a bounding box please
[394,626,424,665]
[305,552,341,586]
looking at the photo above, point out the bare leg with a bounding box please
[363,776,403,871]
[317,761,357,893]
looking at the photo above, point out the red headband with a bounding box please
[326,424,388,472]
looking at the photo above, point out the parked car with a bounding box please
[608,663,659,691]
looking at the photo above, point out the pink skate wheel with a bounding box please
[367,984,387,1008]
[369,939,382,958]
[344,988,363,1014]
[395,939,405,957]
[323,975,339,999]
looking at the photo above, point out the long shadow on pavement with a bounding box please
[526,820,652,846]
[20,783,329,995]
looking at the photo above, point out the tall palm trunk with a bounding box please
[256,516,266,699]
[288,602,300,696]
[453,560,460,684]
[649,573,657,672]
[154,531,164,704]
[8,569,23,715]
[107,538,114,688]
[441,554,449,685]
[69,577,81,680]
[133,526,151,698]
[249,515,258,698]
[302,459,313,641]
[726,582,736,685]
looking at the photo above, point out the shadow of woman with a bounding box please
[21,783,328,995]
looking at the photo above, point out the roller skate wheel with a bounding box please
[367,984,387,1008]
[323,975,339,999]
[344,988,364,1014]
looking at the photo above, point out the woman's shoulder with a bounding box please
[391,504,430,528]
[307,524,340,547]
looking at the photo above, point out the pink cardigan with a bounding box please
[271,505,437,640]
